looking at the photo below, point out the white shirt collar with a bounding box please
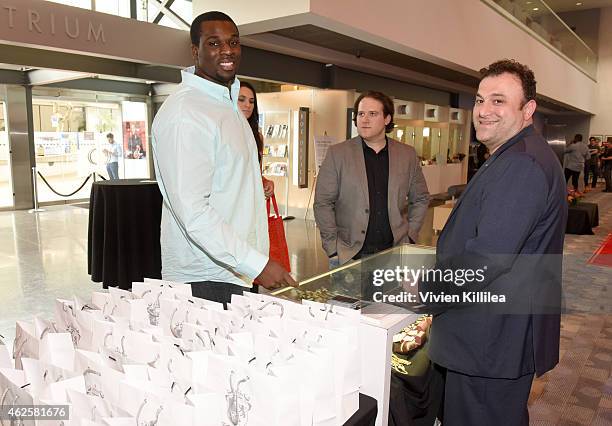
[180,66,240,106]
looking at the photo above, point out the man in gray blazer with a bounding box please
[314,91,430,267]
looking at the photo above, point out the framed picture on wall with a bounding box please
[590,135,603,144]
[605,135,612,143]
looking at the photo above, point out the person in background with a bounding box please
[314,91,430,269]
[237,80,275,294]
[237,81,274,199]
[563,133,589,192]
[584,136,600,190]
[103,133,121,180]
[601,139,612,192]
[151,11,295,306]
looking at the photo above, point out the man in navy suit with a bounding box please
[423,60,567,425]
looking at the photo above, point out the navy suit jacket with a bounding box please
[426,125,567,379]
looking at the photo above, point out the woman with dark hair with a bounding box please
[238,81,274,198]
[239,81,275,294]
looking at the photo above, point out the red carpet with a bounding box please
[588,233,612,267]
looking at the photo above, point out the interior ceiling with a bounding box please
[543,0,612,12]
[270,25,582,114]
[272,25,481,88]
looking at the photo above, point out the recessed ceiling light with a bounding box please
[576,2,583,5]
[533,7,539,10]
[526,1,532,3]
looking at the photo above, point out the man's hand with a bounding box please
[262,177,275,199]
[255,259,297,289]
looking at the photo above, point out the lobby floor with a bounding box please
[0,187,610,425]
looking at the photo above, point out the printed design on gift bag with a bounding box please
[0,386,26,426]
[141,290,162,326]
[101,300,120,322]
[241,300,285,324]
[12,333,28,364]
[225,370,251,426]
[61,303,81,346]
[195,330,215,350]
[84,367,104,398]
[103,333,128,366]
[170,308,188,339]
[136,398,163,426]
[42,369,64,385]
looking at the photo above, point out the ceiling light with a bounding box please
[533,7,539,10]
[576,2,582,5]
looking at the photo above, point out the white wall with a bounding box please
[258,89,353,219]
[308,0,597,113]
[589,7,612,136]
[193,0,599,113]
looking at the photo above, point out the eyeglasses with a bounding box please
[356,111,382,119]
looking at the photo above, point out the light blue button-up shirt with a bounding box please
[151,67,269,287]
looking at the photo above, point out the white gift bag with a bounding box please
[46,375,86,403]
[187,392,225,426]
[57,300,104,351]
[67,388,112,424]
[0,368,35,425]
[39,332,75,371]
[203,353,253,426]
[248,366,300,426]
[21,357,76,400]
[0,334,12,368]
[14,320,39,369]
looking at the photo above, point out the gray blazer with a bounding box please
[313,137,430,264]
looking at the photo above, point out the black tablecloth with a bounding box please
[566,202,599,235]
[344,394,378,426]
[88,179,163,289]
[389,344,444,426]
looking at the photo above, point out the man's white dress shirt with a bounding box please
[151,67,269,287]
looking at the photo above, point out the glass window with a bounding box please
[33,99,123,203]
[0,102,13,208]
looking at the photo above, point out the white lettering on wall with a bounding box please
[3,6,16,28]
[28,9,42,33]
[64,16,79,39]
[87,22,105,43]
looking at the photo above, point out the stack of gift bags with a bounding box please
[0,279,361,426]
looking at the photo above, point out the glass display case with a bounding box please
[273,243,435,307]
[273,243,435,426]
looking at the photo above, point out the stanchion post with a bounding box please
[28,166,46,213]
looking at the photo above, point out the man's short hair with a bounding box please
[190,11,237,45]
[574,134,583,142]
[589,136,597,142]
[106,133,113,139]
[353,91,395,133]
[479,59,536,106]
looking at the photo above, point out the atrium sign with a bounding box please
[2,4,106,43]
[0,0,191,68]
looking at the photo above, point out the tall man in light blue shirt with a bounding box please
[151,11,295,305]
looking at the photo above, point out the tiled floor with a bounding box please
[0,187,610,424]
